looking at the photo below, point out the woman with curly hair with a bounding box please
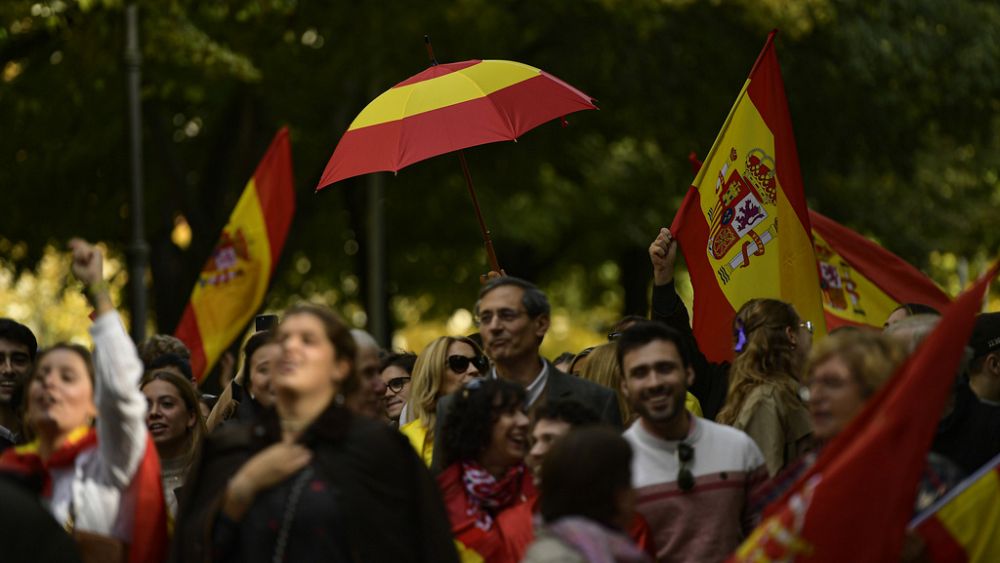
[438,378,535,562]
[400,335,487,465]
[714,298,814,476]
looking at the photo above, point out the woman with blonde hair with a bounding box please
[715,298,814,476]
[400,335,488,466]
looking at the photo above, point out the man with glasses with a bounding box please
[380,351,417,426]
[0,319,37,453]
[474,276,621,426]
[618,321,766,562]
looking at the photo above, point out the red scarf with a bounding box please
[0,427,169,563]
[461,461,527,531]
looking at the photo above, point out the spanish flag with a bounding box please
[729,264,997,563]
[174,128,295,382]
[811,210,951,330]
[911,452,1000,563]
[671,31,825,363]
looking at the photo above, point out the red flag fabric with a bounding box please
[672,31,825,364]
[730,263,997,562]
[174,128,295,382]
[810,210,951,330]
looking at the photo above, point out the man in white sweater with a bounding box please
[617,321,767,562]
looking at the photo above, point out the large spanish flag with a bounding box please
[671,31,825,363]
[911,452,1000,563]
[175,128,295,382]
[730,264,997,563]
[810,210,951,329]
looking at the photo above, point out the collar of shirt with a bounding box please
[632,412,699,452]
[489,359,550,407]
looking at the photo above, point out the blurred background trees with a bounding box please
[2,0,999,383]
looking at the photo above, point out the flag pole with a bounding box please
[424,35,502,274]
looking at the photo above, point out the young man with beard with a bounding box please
[0,319,37,453]
[618,321,766,563]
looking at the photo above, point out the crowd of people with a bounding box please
[0,230,997,563]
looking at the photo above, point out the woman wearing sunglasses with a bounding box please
[438,378,535,563]
[715,299,815,476]
[400,336,488,466]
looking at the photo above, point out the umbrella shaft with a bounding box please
[458,151,501,273]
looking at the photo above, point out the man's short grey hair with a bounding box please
[884,314,940,355]
[476,276,550,318]
[350,328,379,351]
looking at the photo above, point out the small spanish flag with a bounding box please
[911,452,1000,563]
[175,128,295,382]
[811,210,951,330]
[671,30,825,363]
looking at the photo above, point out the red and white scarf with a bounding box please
[461,461,526,531]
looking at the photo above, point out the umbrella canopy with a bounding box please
[316,59,597,190]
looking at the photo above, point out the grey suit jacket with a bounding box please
[429,359,622,472]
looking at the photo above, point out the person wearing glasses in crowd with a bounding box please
[400,336,488,466]
[432,277,622,470]
[380,351,417,426]
[618,321,766,563]
[713,298,814,476]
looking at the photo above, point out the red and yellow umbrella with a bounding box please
[316,56,597,271]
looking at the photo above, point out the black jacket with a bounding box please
[171,401,459,563]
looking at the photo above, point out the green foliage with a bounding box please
[2,0,999,336]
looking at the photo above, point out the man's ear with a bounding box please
[685,366,695,388]
[534,314,550,339]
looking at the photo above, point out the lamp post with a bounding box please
[125,4,148,343]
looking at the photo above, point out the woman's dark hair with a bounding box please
[281,303,359,396]
[148,353,194,384]
[440,378,526,467]
[540,426,632,528]
[243,330,275,368]
[380,351,417,374]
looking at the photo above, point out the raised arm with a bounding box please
[70,239,148,488]
[647,228,731,420]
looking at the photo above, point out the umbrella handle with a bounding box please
[457,151,502,273]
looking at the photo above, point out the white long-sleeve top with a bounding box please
[45,310,149,540]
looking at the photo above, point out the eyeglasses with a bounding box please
[677,443,695,493]
[447,354,489,374]
[799,320,814,335]
[607,331,623,342]
[386,376,410,394]
[475,308,527,327]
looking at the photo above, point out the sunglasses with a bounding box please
[447,354,490,374]
[386,376,410,394]
[677,443,695,493]
[799,320,814,335]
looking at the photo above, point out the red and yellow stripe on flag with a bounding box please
[912,453,1000,563]
[671,31,825,363]
[810,210,951,330]
[316,59,596,188]
[175,128,295,382]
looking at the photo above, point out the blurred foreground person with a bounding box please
[140,370,206,519]
[619,321,766,562]
[523,427,650,563]
[0,476,81,563]
[0,318,37,452]
[172,304,456,563]
[438,378,536,562]
[0,240,168,563]
[401,335,487,465]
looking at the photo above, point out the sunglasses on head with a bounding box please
[386,376,410,394]
[677,442,695,493]
[447,354,489,374]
